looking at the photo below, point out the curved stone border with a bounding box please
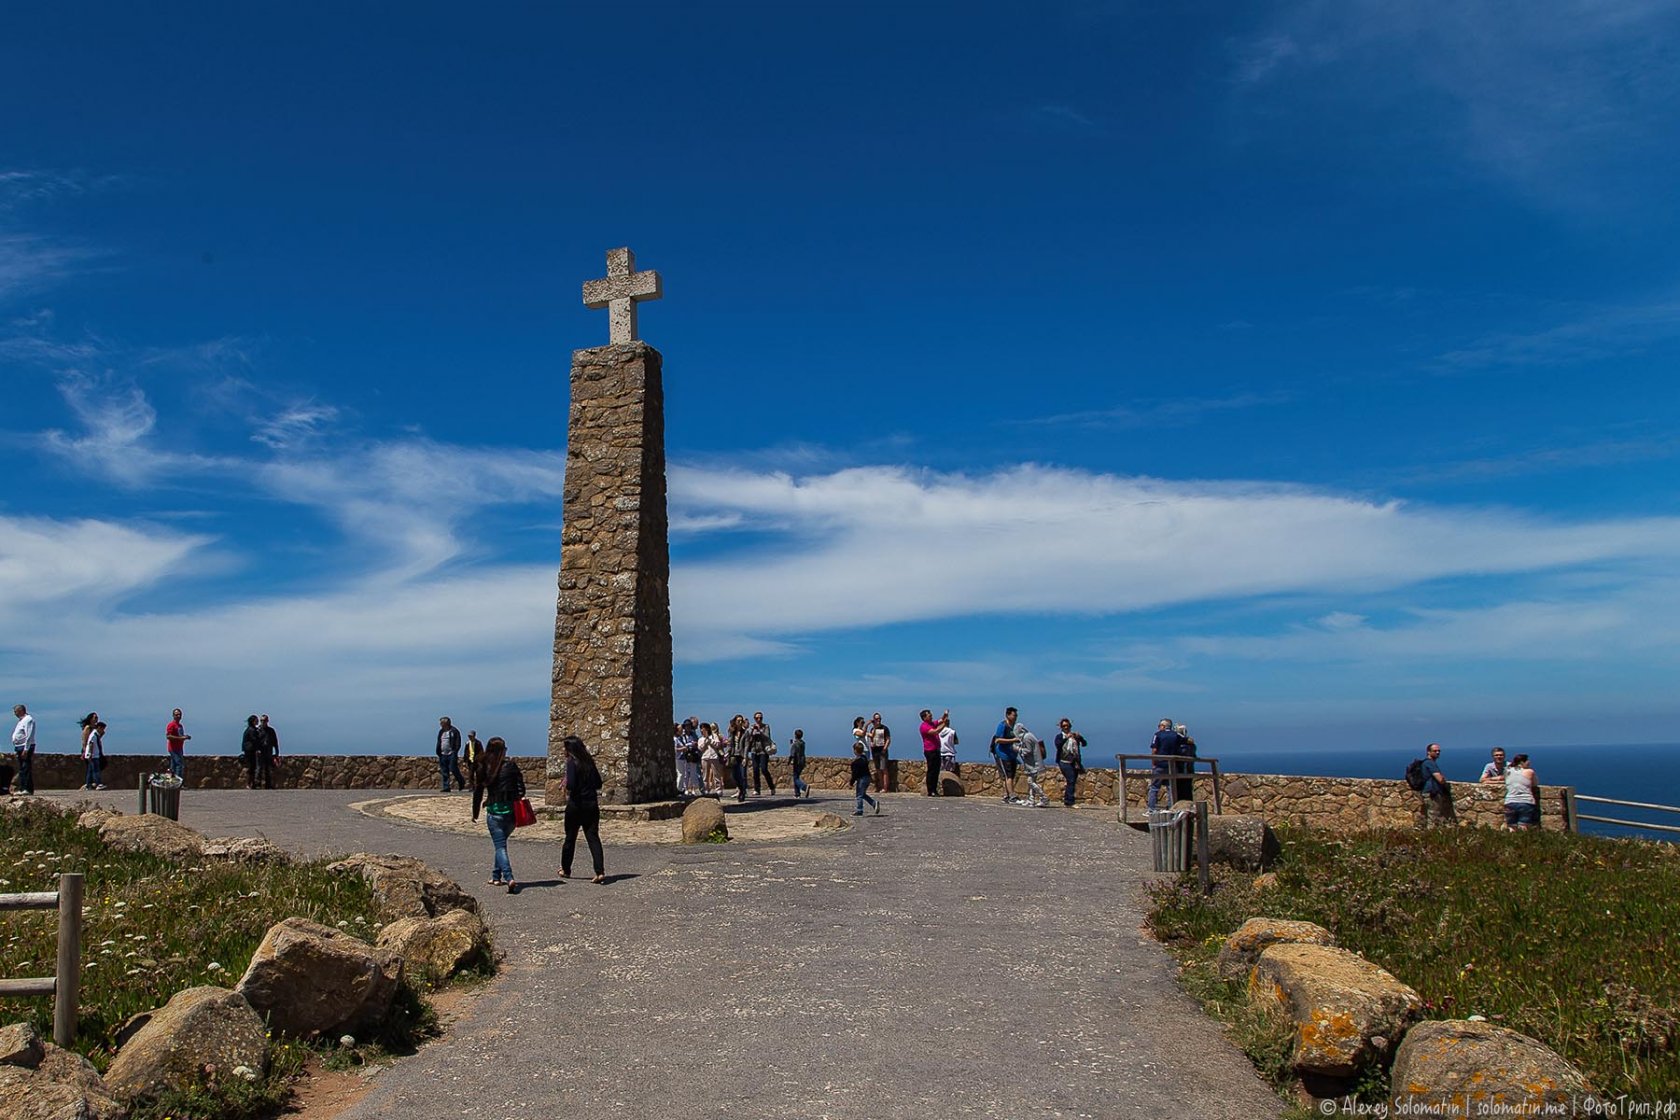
[351,794,849,846]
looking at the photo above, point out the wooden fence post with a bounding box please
[54,872,82,1048]
[1195,801,1211,895]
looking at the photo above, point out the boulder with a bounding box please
[1250,943,1422,1078]
[103,986,267,1103]
[681,798,729,844]
[1391,1020,1593,1115]
[0,1022,44,1068]
[98,814,206,861]
[236,917,403,1038]
[1217,918,1336,981]
[202,836,289,863]
[77,807,122,832]
[1204,813,1280,871]
[812,813,847,830]
[0,1042,126,1120]
[376,909,490,988]
[939,772,966,797]
[326,853,478,922]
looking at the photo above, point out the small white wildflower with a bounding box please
[336,920,349,928]
[339,1035,355,1048]
[232,1065,258,1082]
[207,962,225,972]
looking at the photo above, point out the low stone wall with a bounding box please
[20,752,1569,832]
[23,753,547,792]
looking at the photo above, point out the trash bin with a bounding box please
[1148,806,1192,873]
[146,775,182,821]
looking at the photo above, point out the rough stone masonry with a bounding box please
[548,248,677,804]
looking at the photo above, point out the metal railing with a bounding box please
[1116,754,1224,824]
[0,872,84,1046]
[1571,792,1680,838]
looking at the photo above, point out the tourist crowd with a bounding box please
[1410,742,1541,831]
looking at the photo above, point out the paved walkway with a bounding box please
[50,787,1281,1120]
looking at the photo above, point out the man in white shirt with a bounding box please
[11,704,37,795]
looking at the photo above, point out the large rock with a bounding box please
[938,772,966,797]
[98,814,206,861]
[77,806,122,833]
[1391,1020,1593,1115]
[1250,943,1422,1078]
[103,986,267,1103]
[376,909,490,989]
[681,798,729,844]
[0,1041,126,1120]
[1204,813,1280,871]
[326,853,478,922]
[202,836,290,863]
[1217,918,1336,980]
[0,1022,44,1068]
[236,918,403,1038]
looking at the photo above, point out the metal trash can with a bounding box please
[146,776,182,821]
[1148,806,1193,873]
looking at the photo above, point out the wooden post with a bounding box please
[1196,801,1211,895]
[1118,757,1129,825]
[1210,760,1223,816]
[54,872,82,1048]
[1559,786,1578,834]
[138,771,148,815]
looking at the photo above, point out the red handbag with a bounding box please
[512,797,537,828]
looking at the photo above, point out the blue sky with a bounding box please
[4,1,1680,762]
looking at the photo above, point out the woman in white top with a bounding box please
[699,722,724,796]
[1503,753,1538,831]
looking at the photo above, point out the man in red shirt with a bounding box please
[165,708,191,780]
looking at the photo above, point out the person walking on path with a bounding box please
[749,711,777,796]
[851,742,881,816]
[558,735,607,884]
[700,722,724,796]
[463,730,484,796]
[1503,753,1539,831]
[991,707,1021,803]
[436,716,465,792]
[165,708,191,781]
[241,715,262,788]
[919,709,949,795]
[1416,742,1456,828]
[82,717,107,790]
[787,728,810,799]
[471,736,525,892]
[1054,718,1086,807]
[256,714,280,789]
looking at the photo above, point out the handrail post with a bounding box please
[1210,760,1223,816]
[138,771,147,815]
[1196,801,1211,895]
[1560,786,1577,834]
[1117,756,1130,824]
[54,872,82,1048]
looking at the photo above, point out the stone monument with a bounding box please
[548,247,677,805]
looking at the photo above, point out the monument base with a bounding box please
[536,799,686,823]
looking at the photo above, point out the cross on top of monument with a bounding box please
[582,247,663,345]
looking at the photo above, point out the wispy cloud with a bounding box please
[1021,391,1289,429]
[1230,0,1680,211]
[1435,295,1680,370]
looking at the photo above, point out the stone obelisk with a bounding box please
[548,247,677,805]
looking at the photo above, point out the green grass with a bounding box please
[1148,825,1680,1102]
[0,799,445,1119]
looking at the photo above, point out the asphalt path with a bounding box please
[47,787,1282,1120]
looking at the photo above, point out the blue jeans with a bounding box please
[486,811,513,882]
[792,760,808,796]
[731,758,748,800]
[167,752,184,780]
[854,776,877,814]
[85,758,103,788]
[752,754,776,794]
[1059,761,1079,805]
[439,755,465,791]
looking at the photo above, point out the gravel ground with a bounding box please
[44,787,1282,1120]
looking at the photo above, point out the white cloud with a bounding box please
[0,515,208,617]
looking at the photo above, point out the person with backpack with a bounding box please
[1409,742,1456,828]
[558,735,607,883]
[471,736,525,892]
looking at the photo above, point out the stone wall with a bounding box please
[548,340,677,805]
[21,753,1570,832]
[24,753,547,792]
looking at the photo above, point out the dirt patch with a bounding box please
[353,794,849,845]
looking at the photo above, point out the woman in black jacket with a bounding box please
[471,736,525,893]
[558,735,607,883]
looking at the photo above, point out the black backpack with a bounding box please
[1404,758,1428,791]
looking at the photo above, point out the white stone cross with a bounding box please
[582,247,663,345]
